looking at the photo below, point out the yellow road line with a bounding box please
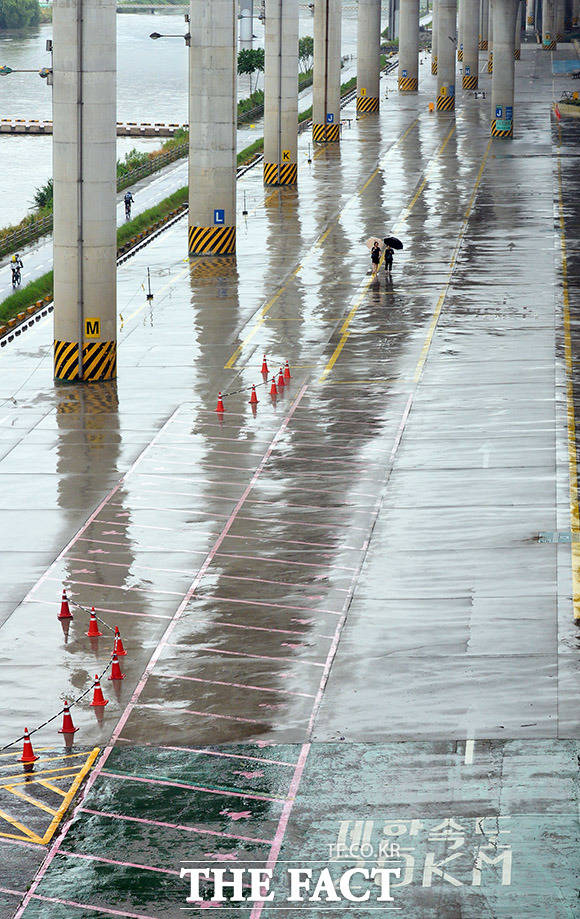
[556,152,580,621]
[412,139,491,384]
[224,118,420,370]
[40,747,100,845]
[0,808,43,844]
[321,126,461,382]
[4,786,58,817]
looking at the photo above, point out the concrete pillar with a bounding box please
[432,0,439,73]
[525,0,535,28]
[573,0,579,26]
[542,0,556,46]
[436,0,457,109]
[357,0,381,109]
[491,0,519,136]
[398,0,419,91]
[53,0,117,384]
[488,1,493,71]
[514,0,522,56]
[264,0,298,184]
[462,0,480,87]
[554,0,565,37]
[458,4,463,59]
[480,0,489,47]
[188,0,237,255]
[312,0,341,142]
[239,0,253,47]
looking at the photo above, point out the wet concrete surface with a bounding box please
[0,42,579,918]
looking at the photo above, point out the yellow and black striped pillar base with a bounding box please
[491,118,513,138]
[462,73,478,90]
[488,52,493,73]
[514,48,521,60]
[436,93,455,111]
[556,32,563,41]
[356,95,379,112]
[188,225,236,256]
[54,340,117,383]
[312,123,340,143]
[479,39,488,50]
[263,162,298,185]
[398,76,418,92]
[431,56,438,74]
[527,15,533,24]
[543,36,556,49]
[457,48,463,61]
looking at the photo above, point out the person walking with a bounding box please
[370,241,381,277]
[124,191,134,220]
[383,244,394,276]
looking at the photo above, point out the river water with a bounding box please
[0,3,360,229]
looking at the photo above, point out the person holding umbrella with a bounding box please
[383,235,403,276]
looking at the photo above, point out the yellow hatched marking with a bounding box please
[556,143,580,621]
[0,747,100,844]
[4,786,59,817]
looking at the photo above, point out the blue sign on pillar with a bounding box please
[213,209,225,226]
[465,65,470,75]
[495,105,503,118]
[402,69,408,77]
[326,112,334,124]
[506,106,513,120]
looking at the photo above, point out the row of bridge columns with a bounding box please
[51,0,571,383]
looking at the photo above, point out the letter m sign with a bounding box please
[85,318,100,339]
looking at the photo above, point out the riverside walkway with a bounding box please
[0,43,578,918]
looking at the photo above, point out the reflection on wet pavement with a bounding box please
[0,40,579,919]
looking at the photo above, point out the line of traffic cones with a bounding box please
[215,357,293,413]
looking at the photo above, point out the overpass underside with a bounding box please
[0,44,579,917]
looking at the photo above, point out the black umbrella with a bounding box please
[383,236,403,250]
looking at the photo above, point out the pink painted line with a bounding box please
[207,595,342,616]
[137,703,265,725]
[158,672,316,699]
[13,387,310,919]
[59,849,180,877]
[91,522,365,551]
[45,576,182,597]
[0,838,42,851]
[173,645,325,667]
[79,807,273,845]
[250,743,311,919]
[26,597,171,621]
[216,552,356,571]
[187,619,308,637]
[151,445,383,469]
[33,893,161,919]
[65,555,196,579]
[115,740,298,768]
[107,501,369,532]
[100,770,284,803]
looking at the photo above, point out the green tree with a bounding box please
[0,0,40,29]
[298,35,314,73]
[237,47,265,95]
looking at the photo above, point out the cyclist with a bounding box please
[11,253,23,288]
[124,191,134,220]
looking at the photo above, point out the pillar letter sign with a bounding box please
[213,209,225,226]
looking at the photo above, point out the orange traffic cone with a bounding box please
[58,701,78,734]
[108,652,125,681]
[58,589,73,621]
[87,608,102,637]
[91,675,109,707]
[261,355,269,375]
[114,626,127,656]
[249,385,259,405]
[284,361,291,380]
[216,392,225,412]
[20,728,39,764]
[277,368,285,388]
[270,376,278,396]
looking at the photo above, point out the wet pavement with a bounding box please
[0,42,579,919]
